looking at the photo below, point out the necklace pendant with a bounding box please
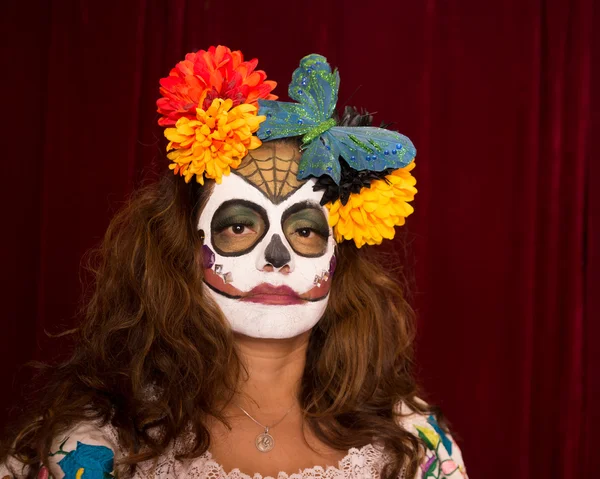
[255,429,275,452]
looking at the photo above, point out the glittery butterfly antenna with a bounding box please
[257,54,418,248]
[257,54,416,184]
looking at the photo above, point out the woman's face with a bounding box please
[197,142,337,339]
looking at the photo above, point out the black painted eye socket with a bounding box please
[211,200,269,256]
[282,202,329,257]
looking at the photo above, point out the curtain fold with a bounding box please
[0,1,595,477]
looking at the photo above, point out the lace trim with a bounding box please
[178,444,387,479]
[125,442,394,479]
[101,416,412,479]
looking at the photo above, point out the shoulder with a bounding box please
[395,398,469,479]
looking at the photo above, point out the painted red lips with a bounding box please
[240,283,306,305]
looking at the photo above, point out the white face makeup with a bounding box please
[198,173,336,339]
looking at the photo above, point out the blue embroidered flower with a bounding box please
[55,441,114,479]
[427,415,453,456]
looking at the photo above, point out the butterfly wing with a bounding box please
[288,54,340,122]
[284,125,416,185]
[258,54,340,141]
[297,137,340,184]
[327,127,416,172]
[257,99,314,140]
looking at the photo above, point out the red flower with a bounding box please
[157,45,277,126]
[37,466,49,479]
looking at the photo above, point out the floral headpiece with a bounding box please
[157,46,417,248]
[157,46,276,184]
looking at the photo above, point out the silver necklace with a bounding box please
[235,403,295,453]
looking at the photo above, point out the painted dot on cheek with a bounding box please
[202,244,216,269]
[329,255,337,275]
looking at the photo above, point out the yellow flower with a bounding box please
[164,98,265,184]
[326,161,417,248]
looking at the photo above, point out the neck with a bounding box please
[231,330,311,416]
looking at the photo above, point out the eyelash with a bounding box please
[294,226,329,238]
[213,219,328,238]
[214,219,255,233]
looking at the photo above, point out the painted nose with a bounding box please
[264,234,291,269]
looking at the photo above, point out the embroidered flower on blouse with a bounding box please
[49,438,114,479]
[37,466,50,479]
[415,415,467,478]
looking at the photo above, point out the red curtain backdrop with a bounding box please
[1,1,597,478]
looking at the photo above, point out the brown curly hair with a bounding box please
[0,140,445,479]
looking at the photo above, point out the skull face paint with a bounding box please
[198,142,336,339]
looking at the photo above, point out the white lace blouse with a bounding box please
[0,401,468,479]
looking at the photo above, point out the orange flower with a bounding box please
[165,98,265,184]
[157,45,277,126]
[326,161,417,248]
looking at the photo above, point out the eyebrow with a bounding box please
[281,201,325,223]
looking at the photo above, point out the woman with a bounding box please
[0,46,468,479]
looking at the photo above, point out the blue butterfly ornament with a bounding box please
[257,54,416,185]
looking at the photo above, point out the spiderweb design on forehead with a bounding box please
[234,141,307,205]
